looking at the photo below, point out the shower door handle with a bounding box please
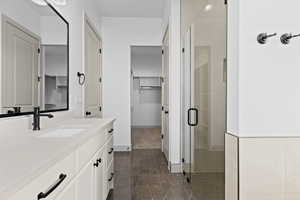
[188,108,198,127]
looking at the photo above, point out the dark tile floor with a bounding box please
[108,149,225,200]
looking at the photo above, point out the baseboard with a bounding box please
[114,145,132,152]
[131,126,161,129]
[170,163,182,173]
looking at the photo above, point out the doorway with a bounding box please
[181,0,227,199]
[130,46,163,150]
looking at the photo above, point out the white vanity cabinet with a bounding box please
[6,123,114,200]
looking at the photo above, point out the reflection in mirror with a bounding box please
[0,0,68,116]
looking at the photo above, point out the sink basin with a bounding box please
[39,128,85,138]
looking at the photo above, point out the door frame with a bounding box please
[82,14,103,117]
[129,45,163,150]
[161,26,170,162]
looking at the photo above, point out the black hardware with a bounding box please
[162,49,164,54]
[38,48,41,54]
[162,106,164,111]
[257,33,277,44]
[99,106,102,112]
[165,110,169,114]
[280,33,300,45]
[188,108,198,127]
[77,72,85,85]
[161,135,164,139]
[99,49,102,54]
[97,158,102,163]
[182,158,185,163]
[224,0,227,5]
[183,170,186,176]
[108,148,114,154]
[108,173,114,182]
[99,77,102,83]
[108,129,114,133]
[86,111,91,116]
[94,162,99,167]
[186,177,190,183]
[37,174,67,200]
[33,107,54,131]
[7,107,21,114]
[182,48,185,53]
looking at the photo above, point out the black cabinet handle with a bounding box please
[188,108,198,127]
[86,111,91,116]
[108,173,114,182]
[108,148,114,154]
[108,129,114,133]
[94,162,99,167]
[37,174,67,200]
[97,158,102,163]
[164,111,169,114]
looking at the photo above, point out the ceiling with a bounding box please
[97,0,165,18]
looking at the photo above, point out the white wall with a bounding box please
[168,0,182,170]
[40,16,67,45]
[102,17,162,150]
[227,0,300,137]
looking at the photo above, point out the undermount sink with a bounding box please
[38,128,85,138]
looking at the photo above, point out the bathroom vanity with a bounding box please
[0,118,115,200]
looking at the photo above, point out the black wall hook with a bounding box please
[280,33,300,45]
[257,33,277,44]
[77,72,85,85]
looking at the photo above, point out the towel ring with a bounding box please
[77,72,85,85]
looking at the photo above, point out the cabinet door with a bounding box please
[55,182,75,200]
[94,152,104,200]
[76,161,95,200]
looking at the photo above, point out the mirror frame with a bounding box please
[0,0,69,118]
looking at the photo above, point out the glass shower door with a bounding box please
[181,0,227,199]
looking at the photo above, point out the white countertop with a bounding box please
[0,117,115,199]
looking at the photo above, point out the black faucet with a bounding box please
[33,107,54,131]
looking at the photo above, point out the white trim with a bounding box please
[114,145,132,152]
[170,163,182,173]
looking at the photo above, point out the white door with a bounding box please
[2,18,39,113]
[162,28,169,161]
[84,20,102,118]
[94,151,104,200]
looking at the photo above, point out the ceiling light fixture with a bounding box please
[31,0,67,6]
[203,0,213,12]
[204,3,213,11]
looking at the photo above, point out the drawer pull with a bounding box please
[108,173,114,182]
[97,158,102,163]
[37,173,67,200]
[94,162,99,167]
[108,129,114,133]
[108,148,114,154]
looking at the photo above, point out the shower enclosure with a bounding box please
[181,0,227,199]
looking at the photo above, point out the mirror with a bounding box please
[0,0,69,117]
